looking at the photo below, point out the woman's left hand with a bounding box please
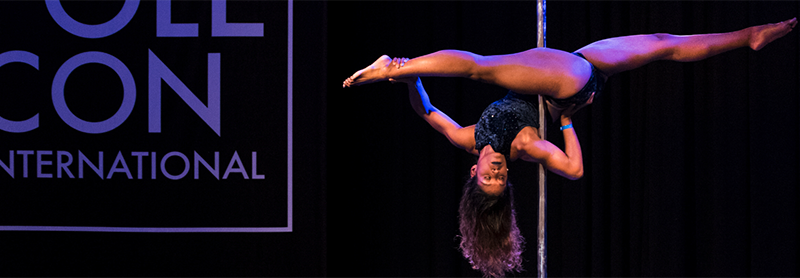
[553,92,595,119]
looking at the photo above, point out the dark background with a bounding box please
[328,1,799,277]
[1,1,799,277]
[0,0,289,229]
[0,0,324,276]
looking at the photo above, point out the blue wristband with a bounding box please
[560,123,573,131]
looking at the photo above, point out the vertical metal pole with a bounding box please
[536,0,547,278]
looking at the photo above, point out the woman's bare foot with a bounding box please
[749,17,797,51]
[343,55,393,88]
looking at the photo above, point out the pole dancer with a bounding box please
[343,18,796,278]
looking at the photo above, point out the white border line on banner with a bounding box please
[0,0,294,233]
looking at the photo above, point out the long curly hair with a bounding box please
[457,176,525,277]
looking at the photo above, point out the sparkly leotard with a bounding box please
[474,91,540,161]
[474,52,603,160]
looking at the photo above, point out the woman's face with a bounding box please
[470,152,508,196]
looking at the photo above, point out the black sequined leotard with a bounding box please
[474,91,540,161]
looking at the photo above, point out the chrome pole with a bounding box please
[535,0,547,277]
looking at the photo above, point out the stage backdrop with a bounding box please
[0,0,327,276]
[328,1,799,277]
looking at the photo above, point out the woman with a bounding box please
[395,75,583,277]
[344,18,796,277]
[344,18,796,189]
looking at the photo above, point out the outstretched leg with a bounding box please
[576,18,797,76]
[343,48,592,98]
[343,50,486,88]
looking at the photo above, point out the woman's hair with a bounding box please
[458,176,525,277]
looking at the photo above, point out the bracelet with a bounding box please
[560,123,573,131]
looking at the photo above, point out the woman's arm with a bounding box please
[522,115,583,180]
[399,76,477,154]
[520,96,592,180]
[553,115,584,179]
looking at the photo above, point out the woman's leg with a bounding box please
[343,48,591,98]
[576,18,797,77]
[343,50,489,87]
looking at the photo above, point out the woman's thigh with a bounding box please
[575,34,672,76]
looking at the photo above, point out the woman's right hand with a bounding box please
[388,57,412,83]
[391,57,409,68]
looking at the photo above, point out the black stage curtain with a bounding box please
[1,1,328,276]
[328,1,799,277]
